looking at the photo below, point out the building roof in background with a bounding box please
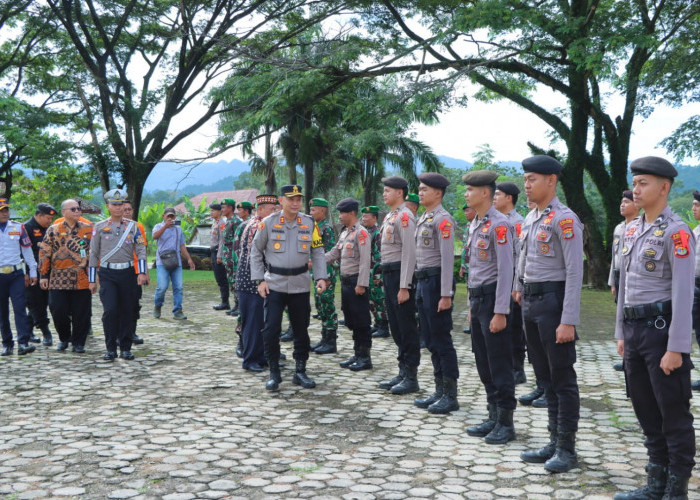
[173,189,259,213]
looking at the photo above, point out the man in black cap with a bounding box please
[613,157,695,500]
[513,155,583,473]
[413,172,460,414]
[326,198,374,371]
[209,203,230,311]
[24,203,57,346]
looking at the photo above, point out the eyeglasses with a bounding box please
[67,207,81,212]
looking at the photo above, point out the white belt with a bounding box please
[101,262,133,270]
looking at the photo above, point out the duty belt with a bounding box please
[101,262,133,270]
[414,267,441,280]
[0,263,23,274]
[623,300,672,320]
[468,282,497,298]
[341,274,359,285]
[268,264,307,276]
[381,261,401,272]
[522,281,565,295]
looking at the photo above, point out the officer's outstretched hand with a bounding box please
[660,351,682,375]
[437,297,452,312]
[89,283,97,294]
[555,324,575,343]
[397,288,409,304]
[258,280,270,298]
[355,285,366,295]
[489,313,506,333]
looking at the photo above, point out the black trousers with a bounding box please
[239,290,266,368]
[510,299,526,370]
[383,269,420,368]
[49,289,91,346]
[416,274,458,380]
[470,292,516,410]
[340,275,371,351]
[25,283,50,329]
[98,267,136,352]
[211,249,229,303]
[261,290,311,362]
[623,317,695,477]
[522,289,579,431]
[0,270,31,346]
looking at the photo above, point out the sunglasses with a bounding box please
[67,207,82,212]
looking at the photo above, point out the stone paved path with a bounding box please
[1,283,699,499]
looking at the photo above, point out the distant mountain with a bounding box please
[143,159,250,192]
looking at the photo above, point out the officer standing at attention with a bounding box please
[361,206,389,339]
[404,193,420,217]
[378,176,420,395]
[463,170,516,444]
[24,203,57,346]
[613,157,695,500]
[0,197,37,356]
[308,198,339,355]
[88,189,148,361]
[459,203,477,334]
[210,203,230,311]
[513,155,583,473]
[326,199,373,371]
[413,173,460,414]
[250,185,327,391]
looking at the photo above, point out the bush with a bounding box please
[199,257,212,271]
[191,255,203,270]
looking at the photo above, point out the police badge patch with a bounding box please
[559,218,575,240]
[496,225,508,245]
[645,261,656,272]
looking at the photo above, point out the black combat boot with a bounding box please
[315,329,337,355]
[662,473,689,500]
[428,378,459,414]
[235,334,243,358]
[40,325,53,346]
[513,358,526,385]
[311,327,327,351]
[485,407,516,444]
[292,360,316,388]
[414,377,443,408]
[613,462,667,500]
[349,347,373,371]
[280,325,294,342]
[521,419,557,463]
[379,363,405,390]
[266,360,282,391]
[339,350,358,368]
[519,383,544,405]
[372,321,390,338]
[391,365,419,395]
[544,430,578,473]
[466,403,497,437]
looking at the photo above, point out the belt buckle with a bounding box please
[0,265,13,274]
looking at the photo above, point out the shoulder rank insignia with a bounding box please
[543,211,556,224]
[481,220,492,233]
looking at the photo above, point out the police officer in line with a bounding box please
[361,205,389,339]
[221,199,244,316]
[0,197,37,356]
[377,176,420,395]
[692,190,700,391]
[250,184,328,392]
[88,189,148,361]
[413,173,460,414]
[459,203,477,334]
[513,155,583,473]
[308,197,338,355]
[24,203,58,346]
[404,193,420,217]
[613,157,695,500]
[326,198,374,371]
[463,170,517,444]
[210,203,230,311]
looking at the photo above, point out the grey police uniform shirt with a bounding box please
[515,196,584,326]
[608,221,625,287]
[250,211,327,294]
[325,223,371,287]
[614,206,695,353]
[467,206,514,315]
[88,218,147,266]
[380,203,416,288]
[694,225,700,278]
[506,208,525,268]
[211,217,221,250]
[415,203,455,298]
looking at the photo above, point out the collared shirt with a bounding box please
[380,203,416,288]
[0,221,36,277]
[312,218,338,282]
[24,217,48,260]
[608,220,626,286]
[250,211,327,293]
[220,216,244,266]
[153,222,185,267]
[615,206,694,353]
[325,223,372,287]
[415,203,455,297]
[467,206,514,315]
[216,217,227,258]
[89,218,147,267]
[516,196,584,325]
[39,220,93,290]
[210,217,222,250]
[235,216,262,294]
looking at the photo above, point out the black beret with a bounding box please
[209,203,222,210]
[496,182,520,197]
[381,176,408,190]
[629,156,677,180]
[37,203,57,216]
[336,197,359,213]
[418,172,450,189]
[622,190,633,201]
[462,169,498,186]
[693,190,700,203]
[280,184,303,197]
[522,155,563,175]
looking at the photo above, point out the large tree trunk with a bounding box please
[264,128,277,195]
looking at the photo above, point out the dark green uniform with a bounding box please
[367,224,387,329]
[313,218,338,331]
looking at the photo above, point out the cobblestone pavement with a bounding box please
[1,283,699,499]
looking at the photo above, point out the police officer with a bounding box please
[308,198,338,354]
[210,203,230,311]
[613,157,695,500]
[24,203,57,346]
[221,199,243,316]
[250,185,328,391]
[326,198,373,371]
[378,176,420,395]
[463,170,516,444]
[459,203,477,334]
[89,189,148,361]
[0,197,37,356]
[413,173,459,414]
[513,155,583,473]
[404,193,420,217]
[361,206,389,339]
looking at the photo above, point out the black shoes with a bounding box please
[379,364,405,390]
[213,302,230,311]
[467,403,497,437]
[42,334,53,346]
[613,462,667,500]
[280,327,294,342]
[266,361,282,391]
[348,348,372,371]
[120,351,135,360]
[543,431,578,473]
[314,329,337,354]
[56,342,69,351]
[28,335,41,344]
[484,408,516,445]
[513,370,527,385]
[17,344,35,355]
[132,334,144,345]
[614,362,624,372]
[427,378,459,414]
[103,351,117,361]
[339,355,357,369]
[371,325,390,338]
[292,360,316,388]
[463,327,471,334]
[244,362,265,372]
[235,336,243,358]
[532,393,548,408]
[519,385,544,406]
[391,366,420,395]
[226,307,239,316]
[72,345,86,354]
[1,346,12,356]
[691,379,700,392]
[414,377,443,409]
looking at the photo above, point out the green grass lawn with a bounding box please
[148,268,215,283]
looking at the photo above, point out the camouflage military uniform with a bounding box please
[367,224,387,327]
[313,218,338,330]
[221,216,243,292]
